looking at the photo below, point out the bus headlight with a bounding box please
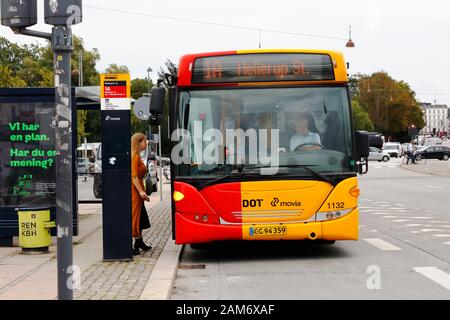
[173,191,185,202]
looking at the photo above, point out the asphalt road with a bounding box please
[171,158,450,299]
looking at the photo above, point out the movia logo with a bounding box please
[271,197,280,207]
[249,227,254,236]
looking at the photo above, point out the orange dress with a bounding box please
[131,152,148,237]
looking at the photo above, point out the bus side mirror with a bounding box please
[150,87,165,115]
[355,131,369,174]
[356,131,369,159]
[149,153,156,161]
[89,156,96,163]
[1,0,37,28]
[148,86,165,126]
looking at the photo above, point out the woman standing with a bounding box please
[131,133,152,255]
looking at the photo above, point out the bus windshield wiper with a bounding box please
[244,164,336,186]
[197,172,261,190]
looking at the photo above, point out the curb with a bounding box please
[139,239,183,300]
[400,164,450,177]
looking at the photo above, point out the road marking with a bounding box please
[433,234,450,238]
[406,224,423,227]
[363,238,402,251]
[369,212,392,215]
[382,216,398,218]
[424,186,443,189]
[393,219,409,222]
[394,204,405,207]
[443,242,450,245]
[413,267,450,290]
[410,217,431,219]
[420,229,445,232]
[431,221,448,224]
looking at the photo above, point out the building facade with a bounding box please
[419,102,449,137]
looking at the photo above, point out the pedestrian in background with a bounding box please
[131,133,152,255]
[406,140,417,164]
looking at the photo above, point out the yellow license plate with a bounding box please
[249,226,287,236]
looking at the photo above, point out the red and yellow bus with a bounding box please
[160,49,369,246]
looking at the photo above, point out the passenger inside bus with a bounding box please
[322,111,344,152]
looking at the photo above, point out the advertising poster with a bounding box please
[0,101,56,207]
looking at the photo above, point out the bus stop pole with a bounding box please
[52,26,74,301]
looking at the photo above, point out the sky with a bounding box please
[1,0,450,106]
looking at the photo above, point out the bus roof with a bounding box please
[177,49,348,87]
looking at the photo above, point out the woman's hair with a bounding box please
[131,132,147,157]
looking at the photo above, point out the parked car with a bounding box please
[383,142,401,158]
[368,147,390,162]
[414,146,450,161]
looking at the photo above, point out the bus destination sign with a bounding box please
[192,53,335,84]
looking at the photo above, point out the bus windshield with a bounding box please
[175,86,354,178]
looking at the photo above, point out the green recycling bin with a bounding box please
[17,207,55,254]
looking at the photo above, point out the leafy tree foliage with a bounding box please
[350,71,424,141]
[105,64,129,74]
[352,100,374,131]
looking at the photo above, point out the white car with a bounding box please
[368,147,390,162]
[383,142,401,158]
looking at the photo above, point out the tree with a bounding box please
[0,36,40,75]
[351,71,424,141]
[131,78,152,99]
[71,36,101,86]
[0,65,27,87]
[77,110,88,146]
[352,100,374,131]
[105,64,129,74]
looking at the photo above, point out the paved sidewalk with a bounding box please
[0,180,182,300]
[75,200,173,300]
[400,159,450,177]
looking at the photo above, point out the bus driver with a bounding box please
[290,113,322,151]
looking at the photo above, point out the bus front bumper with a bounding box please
[175,209,359,244]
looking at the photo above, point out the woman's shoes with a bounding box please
[132,247,140,255]
[134,238,152,252]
